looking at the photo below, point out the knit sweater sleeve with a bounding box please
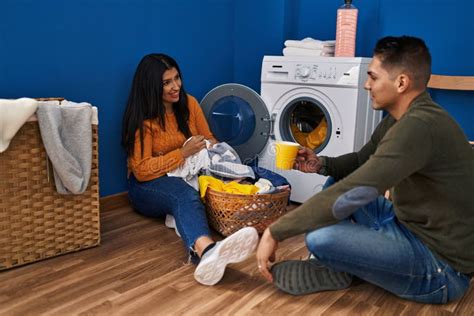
[128,122,185,182]
[189,96,217,143]
[270,115,432,241]
[323,115,396,180]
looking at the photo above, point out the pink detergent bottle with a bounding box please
[335,0,358,57]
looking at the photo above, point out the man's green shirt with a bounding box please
[270,92,474,275]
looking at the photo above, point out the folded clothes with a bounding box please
[286,45,335,54]
[283,47,334,57]
[284,38,335,50]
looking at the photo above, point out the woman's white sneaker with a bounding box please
[194,227,259,285]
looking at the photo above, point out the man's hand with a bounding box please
[256,228,278,282]
[294,147,322,173]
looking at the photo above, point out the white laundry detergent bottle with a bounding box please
[335,0,358,57]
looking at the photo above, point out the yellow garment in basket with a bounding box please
[198,175,259,198]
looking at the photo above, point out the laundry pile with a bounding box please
[167,139,255,190]
[283,38,336,57]
[167,136,290,194]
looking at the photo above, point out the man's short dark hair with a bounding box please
[374,36,432,89]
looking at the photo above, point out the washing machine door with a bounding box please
[200,83,270,163]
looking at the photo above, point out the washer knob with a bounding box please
[299,66,311,78]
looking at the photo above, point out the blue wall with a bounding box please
[378,0,474,140]
[233,0,297,91]
[0,0,235,196]
[1,0,472,196]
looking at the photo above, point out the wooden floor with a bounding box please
[0,205,473,316]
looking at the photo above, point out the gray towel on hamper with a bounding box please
[36,100,93,194]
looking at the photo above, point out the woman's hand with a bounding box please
[256,228,278,282]
[294,147,322,173]
[207,138,217,148]
[181,135,206,158]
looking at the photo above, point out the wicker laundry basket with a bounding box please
[0,98,100,270]
[204,188,290,236]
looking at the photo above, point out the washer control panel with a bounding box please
[295,63,361,86]
[262,56,371,87]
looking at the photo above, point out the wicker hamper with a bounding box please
[0,99,100,270]
[204,188,290,236]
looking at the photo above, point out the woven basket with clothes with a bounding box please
[0,98,100,270]
[204,188,290,236]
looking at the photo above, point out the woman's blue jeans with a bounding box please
[305,177,471,304]
[128,175,211,253]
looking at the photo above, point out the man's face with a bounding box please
[364,56,400,111]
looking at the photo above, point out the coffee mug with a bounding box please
[275,141,300,170]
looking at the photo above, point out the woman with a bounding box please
[122,53,258,286]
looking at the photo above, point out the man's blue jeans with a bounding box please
[128,175,211,253]
[305,177,471,304]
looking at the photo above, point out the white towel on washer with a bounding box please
[283,47,335,57]
[284,38,335,50]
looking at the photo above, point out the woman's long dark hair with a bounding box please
[122,53,191,157]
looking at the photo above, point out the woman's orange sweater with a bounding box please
[128,95,216,182]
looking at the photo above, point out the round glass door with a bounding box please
[208,95,256,147]
[279,97,332,154]
[201,84,270,163]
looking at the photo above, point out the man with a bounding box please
[256,35,473,304]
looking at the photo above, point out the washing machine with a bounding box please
[200,55,382,203]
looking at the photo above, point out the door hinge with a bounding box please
[261,113,276,139]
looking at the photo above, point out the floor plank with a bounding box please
[0,205,472,315]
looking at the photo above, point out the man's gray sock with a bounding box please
[271,259,352,296]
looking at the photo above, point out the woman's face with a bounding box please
[162,67,182,107]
